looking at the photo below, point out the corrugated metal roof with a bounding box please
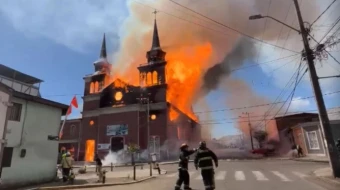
[0,64,43,84]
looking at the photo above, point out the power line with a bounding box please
[167,0,299,53]
[253,59,306,127]
[318,15,340,43]
[283,59,303,115]
[310,0,338,27]
[255,65,309,129]
[199,111,340,125]
[254,62,308,129]
[194,90,340,114]
[198,107,340,122]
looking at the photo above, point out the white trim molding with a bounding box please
[306,130,320,150]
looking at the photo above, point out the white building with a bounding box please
[0,65,68,189]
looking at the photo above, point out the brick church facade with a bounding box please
[59,18,202,161]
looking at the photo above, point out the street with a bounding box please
[72,160,329,190]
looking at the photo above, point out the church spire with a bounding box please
[100,33,107,58]
[151,10,161,50]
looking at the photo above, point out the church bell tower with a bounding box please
[138,12,167,89]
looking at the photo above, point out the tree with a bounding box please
[253,130,268,148]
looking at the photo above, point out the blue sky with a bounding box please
[1,0,339,139]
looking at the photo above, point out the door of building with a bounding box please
[110,137,124,152]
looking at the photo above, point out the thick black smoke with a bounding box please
[201,38,257,95]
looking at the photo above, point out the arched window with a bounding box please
[70,125,76,136]
[152,71,158,85]
[90,82,95,94]
[147,72,152,86]
[94,81,99,93]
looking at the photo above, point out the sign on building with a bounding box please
[107,124,128,136]
[97,144,110,150]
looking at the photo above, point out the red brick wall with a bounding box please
[60,119,81,140]
[83,99,100,111]
[292,127,307,155]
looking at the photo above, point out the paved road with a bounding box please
[72,160,329,190]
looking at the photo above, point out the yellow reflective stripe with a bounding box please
[198,150,209,153]
[200,166,214,170]
[198,156,212,162]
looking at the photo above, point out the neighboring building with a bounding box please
[0,66,68,188]
[60,18,202,161]
[0,83,12,177]
[292,120,340,157]
[264,113,319,154]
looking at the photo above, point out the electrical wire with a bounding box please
[282,59,303,115]
[253,60,306,127]
[167,0,299,53]
[194,90,340,114]
[310,0,338,27]
[254,63,308,129]
[256,65,309,130]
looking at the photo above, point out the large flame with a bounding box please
[166,43,213,121]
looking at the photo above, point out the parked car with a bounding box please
[250,148,275,157]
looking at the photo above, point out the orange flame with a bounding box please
[103,43,213,122]
[85,140,95,162]
[166,43,213,121]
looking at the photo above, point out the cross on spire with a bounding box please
[152,10,158,20]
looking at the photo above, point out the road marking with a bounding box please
[215,171,227,180]
[166,172,177,177]
[292,171,306,178]
[272,171,292,182]
[195,174,202,180]
[235,171,246,181]
[252,171,269,181]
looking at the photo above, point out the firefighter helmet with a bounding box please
[180,143,188,150]
[199,141,207,148]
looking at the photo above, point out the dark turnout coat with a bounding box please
[194,148,218,170]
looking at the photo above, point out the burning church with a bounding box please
[60,18,202,161]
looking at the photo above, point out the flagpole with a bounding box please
[59,104,71,138]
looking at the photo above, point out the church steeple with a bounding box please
[151,19,161,50]
[146,10,166,64]
[100,33,107,58]
[93,33,111,73]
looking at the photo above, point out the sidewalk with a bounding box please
[312,167,340,187]
[292,156,329,163]
[23,168,166,190]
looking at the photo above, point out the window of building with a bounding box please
[306,131,320,150]
[70,125,76,136]
[9,102,22,121]
[1,147,13,168]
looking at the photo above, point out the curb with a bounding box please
[34,176,156,190]
[291,158,329,163]
[311,170,340,186]
[30,169,167,190]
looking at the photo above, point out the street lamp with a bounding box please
[249,14,301,34]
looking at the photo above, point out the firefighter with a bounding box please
[336,139,340,152]
[174,143,197,190]
[194,141,218,190]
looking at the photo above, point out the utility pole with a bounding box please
[243,112,254,150]
[147,97,150,153]
[293,0,340,177]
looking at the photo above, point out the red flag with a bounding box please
[71,96,78,108]
[59,131,63,139]
[66,106,72,115]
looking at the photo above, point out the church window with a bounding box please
[90,82,95,94]
[99,81,104,91]
[147,72,152,86]
[152,71,158,85]
[94,81,99,93]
